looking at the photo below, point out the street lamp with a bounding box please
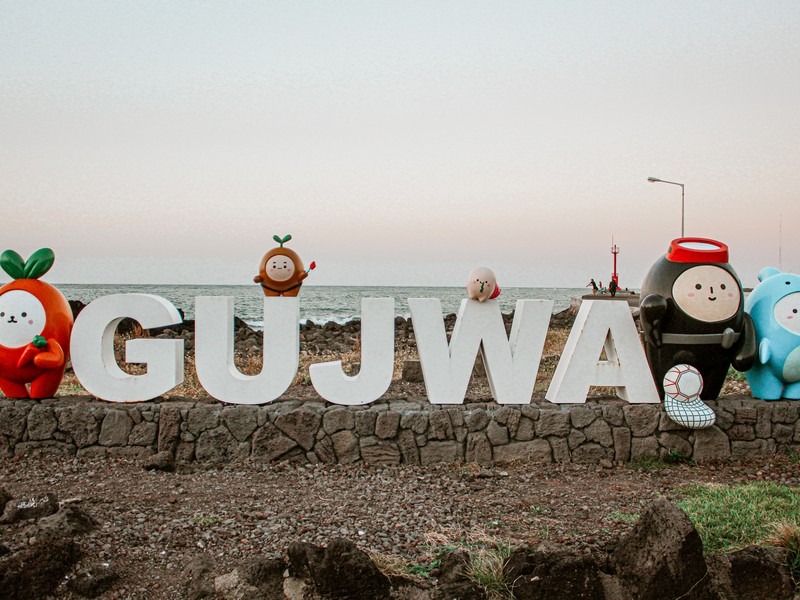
[647,177,685,237]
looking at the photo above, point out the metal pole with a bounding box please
[681,184,685,237]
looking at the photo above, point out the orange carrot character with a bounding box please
[0,248,73,398]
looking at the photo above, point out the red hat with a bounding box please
[666,238,729,264]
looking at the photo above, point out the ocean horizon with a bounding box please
[56,284,604,328]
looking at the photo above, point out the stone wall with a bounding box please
[1,395,799,465]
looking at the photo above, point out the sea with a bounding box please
[56,284,588,329]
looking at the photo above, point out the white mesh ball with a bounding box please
[663,364,703,402]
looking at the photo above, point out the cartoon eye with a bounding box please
[787,281,791,285]
[794,309,798,314]
[21,312,27,317]
[0,312,4,317]
[720,284,726,290]
[695,284,702,290]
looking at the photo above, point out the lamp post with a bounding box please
[647,177,685,237]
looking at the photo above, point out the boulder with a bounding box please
[215,558,285,600]
[27,405,57,440]
[288,538,391,599]
[0,538,81,599]
[66,564,119,598]
[402,360,425,383]
[275,408,322,451]
[431,549,487,600]
[252,424,298,462]
[0,492,59,524]
[195,426,239,462]
[144,450,176,472]
[33,503,97,539]
[375,411,401,439]
[359,437,401,465]
[503,542,604,600]
[184,555,216,600]
[707,545,793,600]
[98,409,134,446]
[157,405,182,453]
[728,546,792,599]
[612,499,717,599]
[0,405,30,440]
[287,540,325,579]
[231,557,286,599]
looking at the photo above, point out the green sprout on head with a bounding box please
[0,248,55,280]
[272,234,292,247]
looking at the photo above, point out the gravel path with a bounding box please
[3,454,799,598]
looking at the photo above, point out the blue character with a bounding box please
[745,267,800,400]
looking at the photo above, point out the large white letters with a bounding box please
[194,296,299,404]
[546,299,659,404]
[409,299,552,405]
[69,293,661,406]
[310,298,395,405]
[71,294,184,402]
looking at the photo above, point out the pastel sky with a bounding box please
[2,1,799,289]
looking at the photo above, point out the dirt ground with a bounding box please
[2,446,799,598]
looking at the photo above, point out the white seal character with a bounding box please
[467,267,501,302]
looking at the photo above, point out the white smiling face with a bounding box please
[672,265,740,322]
[774,292,800,334]
[266,254,296,282]
[0,290,47,348]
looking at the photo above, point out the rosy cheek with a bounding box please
[687,293,695,297]
[28,320,33,325]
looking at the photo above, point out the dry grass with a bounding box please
[766,521,800,584]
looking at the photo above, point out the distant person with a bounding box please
[587,278,599,294]
[599,281,605,294]
[609,279,618,297]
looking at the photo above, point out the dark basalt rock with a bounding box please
[237,556,287,599]
[612,498,718,600]
[145,449,176,472]
[707,545,793,600]
[432,549,487,600]
[0,491,59,524]
[0,537,81,599]
[184,555,216,600]
[66,564,119,598]
[288,538,391,599]
[503,542,604,600]
[34,503,98,539]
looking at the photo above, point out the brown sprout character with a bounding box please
[254,234,315,297]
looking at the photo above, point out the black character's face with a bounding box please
[671,265,740,322]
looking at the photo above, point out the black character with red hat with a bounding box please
[639,238,756,400]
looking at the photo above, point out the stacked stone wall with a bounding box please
[1,396,799,465]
